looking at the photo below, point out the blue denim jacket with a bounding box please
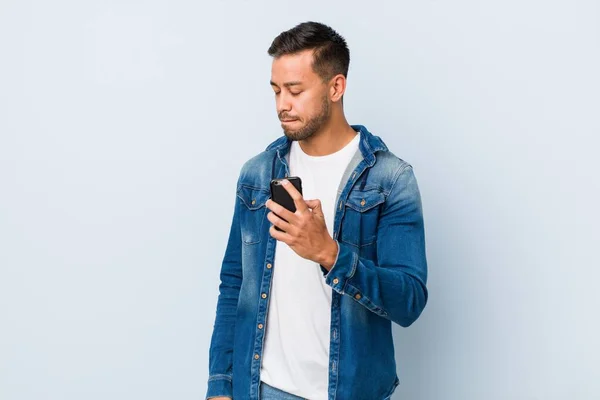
[206,125,428,400]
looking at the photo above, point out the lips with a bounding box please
[281,119,298,123]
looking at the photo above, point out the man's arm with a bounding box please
[324,165,428,327]
[206,180,243,400]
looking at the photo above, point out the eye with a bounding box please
[291,91,302,96]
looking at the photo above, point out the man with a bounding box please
[206,21,428,400]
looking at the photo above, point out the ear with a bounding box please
[329,74,347,103]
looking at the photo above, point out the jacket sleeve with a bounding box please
[324,165,428,327]
[206,179,243,399]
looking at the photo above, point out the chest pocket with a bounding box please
[340,189,386,247]
[237,185,270,245]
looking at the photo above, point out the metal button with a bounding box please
[258,323,264,329]
[338,201,343,210]
[333,278,339,284]
[261,293,267,299]
[352,172,357,179]
[360,199,366,206]
[266,263,272,269]
[355,293,362,300]
[254,354,260,360]
[251,199,256,205]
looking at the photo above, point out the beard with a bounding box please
[280,95,330,141]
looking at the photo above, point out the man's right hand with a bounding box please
[208,397,231,400]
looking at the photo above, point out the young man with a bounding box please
[206,22,428,400]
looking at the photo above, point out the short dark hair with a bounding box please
[268,21,350,82]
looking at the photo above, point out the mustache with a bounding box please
[279,113,299,121]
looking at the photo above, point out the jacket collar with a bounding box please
[265,124,387,167]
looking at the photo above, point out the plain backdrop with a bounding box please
[1,1,599,399]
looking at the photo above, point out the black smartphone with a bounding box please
[270,176,303,232]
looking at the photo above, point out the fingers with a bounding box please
[304,199,321,209]
[266,199,296,222]
[267,210,294,233]
[304,199,324,217]
[269,224,293,243]
[280,179,309,213]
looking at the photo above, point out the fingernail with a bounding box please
[281,179,289,186]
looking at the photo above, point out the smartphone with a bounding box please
[270,176,303,232]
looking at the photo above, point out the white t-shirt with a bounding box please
[260,133,360,399]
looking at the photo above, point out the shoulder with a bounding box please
[375,150,411,173]
[359,127,412,189]
[370,149,413,195]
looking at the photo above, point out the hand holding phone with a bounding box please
[269,176,303,232]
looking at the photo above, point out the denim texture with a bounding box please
[206,125,428,400]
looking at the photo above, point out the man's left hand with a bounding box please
[266,179,338,270]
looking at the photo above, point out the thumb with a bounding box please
[305,199,324,216]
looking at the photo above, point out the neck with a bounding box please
[297,110,357,156]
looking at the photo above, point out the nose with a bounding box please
[276,92,292,117]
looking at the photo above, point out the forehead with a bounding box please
[270,50,319,85]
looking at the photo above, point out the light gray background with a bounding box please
[1,1,599,399]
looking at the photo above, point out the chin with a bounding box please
[283,129,306,141]
[283,125,318,142]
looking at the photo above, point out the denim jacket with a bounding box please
[206,125,428,400]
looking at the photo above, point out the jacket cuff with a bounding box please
[206,375,232,399]
[323,240,358,293]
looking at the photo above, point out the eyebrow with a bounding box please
[270,80,303,88]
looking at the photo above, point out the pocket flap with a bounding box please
[345,189,385,212]
[237,185,270,210]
